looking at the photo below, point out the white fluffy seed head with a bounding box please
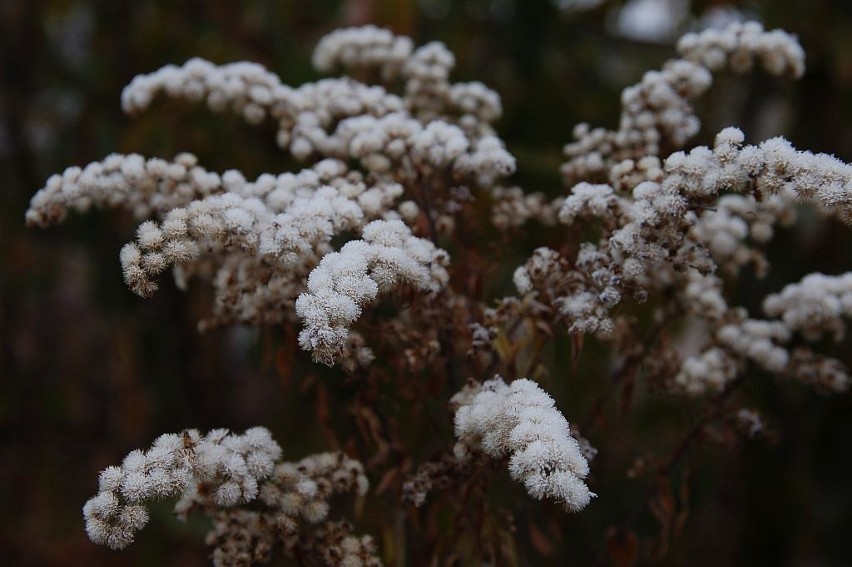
[452,376,595,512]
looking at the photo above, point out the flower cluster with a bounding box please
[312,25,414,80]
[763,272,852,341]
[509,124,852,396]
[452,377,595,512]
[27,25,517,360]
[560,21,804,184]
[295,219,448,365]
[677,20,805,77]
[25,19,852,565]
[25,152,221,228]
[83,427,282,550]
[83,428,374,566]
[206,452,375,567]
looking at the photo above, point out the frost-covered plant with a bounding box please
[451,376,595,512]
[83,427,375,566]
[27,20,852,566]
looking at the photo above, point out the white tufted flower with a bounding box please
[83,428,283,550]
[296,219,449,365]
[452,376,595,512]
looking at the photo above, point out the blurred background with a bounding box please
[2,0,852,565]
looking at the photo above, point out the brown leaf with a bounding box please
[571,332,584,360]
[535,318,554,338]
[648,476,675,558]
[374,467,399,496]
[606,528,639,567]
[528,522,555,558]
[655,475,676,520]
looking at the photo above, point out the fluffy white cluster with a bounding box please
[673,346,738,395]
[544,127,852,331]
[83,427,282,550]
[205,452,373,567]
[26,22,852,559]
[558,182,630,225]
[512,247,558,297]
[670,127,852,221]
[121,56,405,142]
[308,111,514,185]
[121,58,277,122]
[118,30,505,165]
[312,25,458,106]
[452,376,595,512]
[513,246,619,336]
[27,26,522,363]
[25,152,220,228]
[561,21,806,184]
[489,186,564,229]
[281,80,405,158]
[496,23,852,401]
[84,429,375,565]
[690,189,798,277]
[675,292,852,395]
[403,41,456,118]
[312,25,414,79]
[608,155,665,192]
[677,20,805,78]
[404,41,454,82]
[674,268,852,393]
[788,349,850,393]
[681,272,727,321]
[117,165,401,298]
[734,408,765,438]
[296,219,449,365]
[763,272,852,341]
[402,41,503,125]
[716,319,791,373]
[256,452,369,523]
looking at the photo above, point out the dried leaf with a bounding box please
[571,332,584,360]
[375,466,399,496]
[528,523,555,557]
[652,475,676,524]
[648,475,675,558]
[606,528,639,567]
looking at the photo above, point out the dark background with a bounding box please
[2,0,852,565]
